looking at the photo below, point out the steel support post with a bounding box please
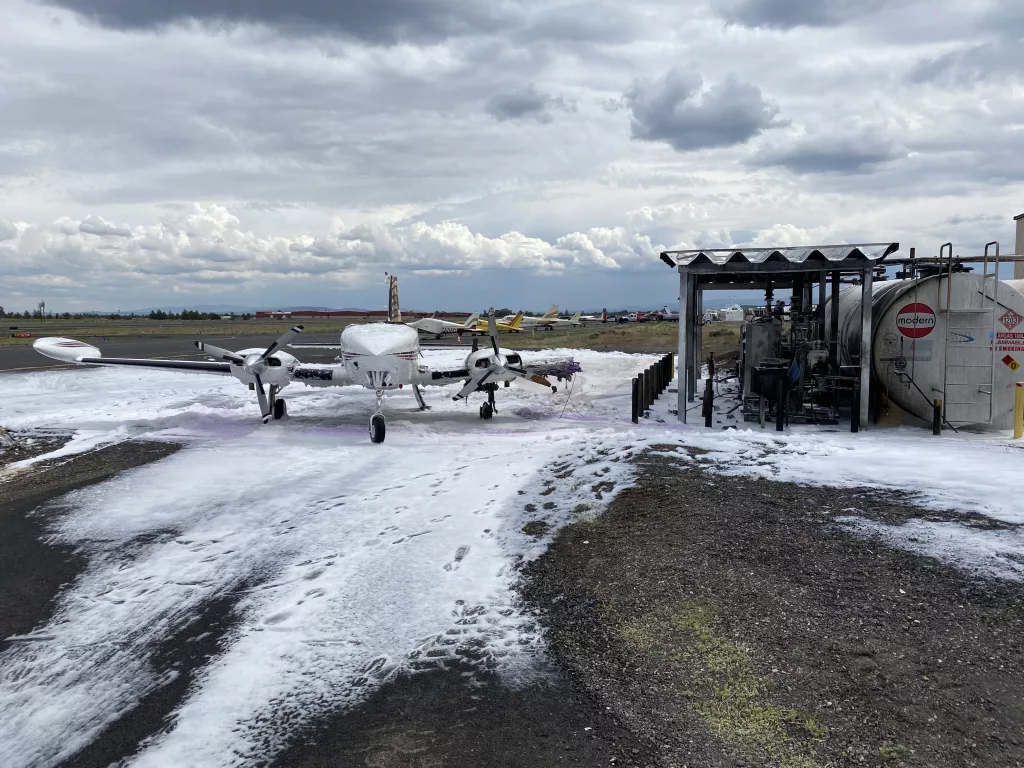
[859,267,873,429]
[678,269,691,422]
[830,271,841,372]
[692,280,700,403]
[817,272,827,341]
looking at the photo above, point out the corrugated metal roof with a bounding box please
[663,242,899,267]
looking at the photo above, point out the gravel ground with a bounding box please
[5,437,1022,767]
[522,449,1024,768]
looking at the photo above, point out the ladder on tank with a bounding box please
[939,242,1000,426]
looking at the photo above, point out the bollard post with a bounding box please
[851,383,861,433]
[647,366,655,406]
[704,377,713,428]
[775,378,785,432]
[637,371,646,417]
[932,398,942,436]
[655,363,662,398]
[1014,384,1023,440]
[631,378,639,424]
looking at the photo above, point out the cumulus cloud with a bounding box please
[485,85,574,124]
[750,132,906,174]
[624,69,785,151]
[711,0,895,29]
[0,204,673,309]
[0,218,17,241]
[79,215,131,238]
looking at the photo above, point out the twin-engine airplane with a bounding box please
[33,275,581,443]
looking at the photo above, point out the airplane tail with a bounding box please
[508,312,524,331]
[570,312,581,323]
[543,304,559,319]
[460,312,480,329]
[385,272,401,323]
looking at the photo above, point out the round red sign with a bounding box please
[896,303,935,338]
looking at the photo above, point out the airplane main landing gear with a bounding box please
[370,389,387,443]
[268,385,287,421]
[479,383,497,420]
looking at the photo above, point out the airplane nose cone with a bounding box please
[243,352,265,373]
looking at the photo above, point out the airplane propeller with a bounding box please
[197,325,303,423]
[453,310,552,402]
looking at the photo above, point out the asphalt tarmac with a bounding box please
[0,333,480,373]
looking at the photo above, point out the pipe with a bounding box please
[1015,384,1023,440]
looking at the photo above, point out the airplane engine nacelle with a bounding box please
[228,349,298,386]
[33,337,101,363]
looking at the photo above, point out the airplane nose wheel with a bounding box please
[369,413,386,443]
[370,390,386,443]
[273,398,287,420]
[479,402,493,420]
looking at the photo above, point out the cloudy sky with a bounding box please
[1,0,1021,312]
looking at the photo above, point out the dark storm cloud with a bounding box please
[36,0,505,44]
[711,0,893,29]
[751,134,904,174]
[485,86,573,124]
[625,69,784,152]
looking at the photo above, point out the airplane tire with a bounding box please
[480,402,493,420]
[370,414,386,443]
[273,398,287,420]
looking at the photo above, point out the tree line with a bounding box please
[0,308,252,321]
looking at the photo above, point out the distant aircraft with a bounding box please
[405,312,481,339]
[504,305,559,328]
[546,312,583,328]
[657,306,679,321]
[33,274,579,444]
[472,312,525,333]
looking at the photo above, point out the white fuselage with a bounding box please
[406,316,474,336]
[341,323,420,390]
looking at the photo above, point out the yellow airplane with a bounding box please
[472,312,525,333]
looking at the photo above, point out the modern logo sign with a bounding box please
[896,303,935,338]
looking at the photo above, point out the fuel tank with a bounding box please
[825,274,1024,429]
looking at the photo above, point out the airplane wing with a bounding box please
[33,338,234,374]
[33,336,353,386]
[416,350,581,387]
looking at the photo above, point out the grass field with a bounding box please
[503,321,742,361]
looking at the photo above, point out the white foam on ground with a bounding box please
[0,351,656,768]
[1,352,1021,766]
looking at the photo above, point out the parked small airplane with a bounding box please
[471,313,525,333]
[547,311,583,328]
[405,312,481,339]
[656,306,679,321]
[32,275,580,443]
[504,305,559,328]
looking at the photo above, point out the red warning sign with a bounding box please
[1002,354,1020,371]
[1000,310,1023,331]
[896,303,935,338]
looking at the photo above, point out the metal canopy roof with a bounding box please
[662,242,899,268]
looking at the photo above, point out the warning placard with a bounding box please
[1002,354,1020,371]
[1000,310,1023,331]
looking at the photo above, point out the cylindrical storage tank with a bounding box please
[826,273,1024,429]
